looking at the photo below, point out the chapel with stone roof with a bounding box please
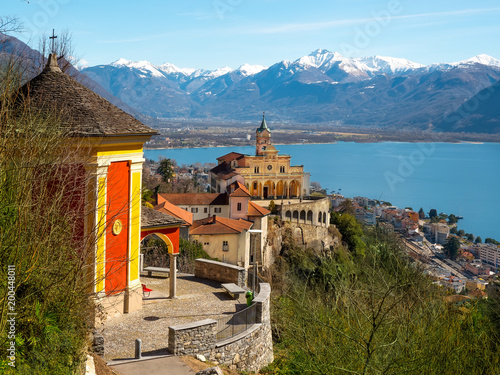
[17,53,179,315]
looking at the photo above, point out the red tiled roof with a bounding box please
[158,193,228,206]
[154,201,193,226]
[228,181,251,198]
[190,216,253,235]
[247,201,270,217]
[210,162,239,181]
[217,152,245,163]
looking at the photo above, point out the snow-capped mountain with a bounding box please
[236,64,267,76]
[81,49,500,132]
[453,54,500,67]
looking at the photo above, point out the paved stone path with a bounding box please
[98,275,246,361]
[110,355,195,375]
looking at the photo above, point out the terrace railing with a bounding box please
[215,303,257,341]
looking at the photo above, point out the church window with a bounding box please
[280,166,285,173]
[254,166,260,173]
[237,202,242,211]
[222,241,229,251]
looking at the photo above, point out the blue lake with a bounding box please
[145,142,500,240]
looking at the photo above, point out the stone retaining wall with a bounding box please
[195,259,246,287]
[168,283,273,372]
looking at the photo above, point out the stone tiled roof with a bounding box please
[190,216,253,235]
[17,54,157,137]
[141,206,184,228]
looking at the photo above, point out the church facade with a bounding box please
[211,116,310,199]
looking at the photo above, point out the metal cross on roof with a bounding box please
[49,29,57,53]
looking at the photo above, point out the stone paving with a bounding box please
[98,274,247,361]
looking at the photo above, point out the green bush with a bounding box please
[264,227,500,374]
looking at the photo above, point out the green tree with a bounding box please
[475,236,482,244]
[418,207,425,219]
[141,188,155,208]
[444,237,460,260]
[485,238,500,245]
[331,212,365,256]
[457,229,465,237]
[429,208,437,219]
[450,226,458,235]
[337,199,355,215]
[466,233,474,242]
[268,200,278,214]
[157,158,175,183]
[0,50,91,373]
[265,227,500,375]
[448,214,458,224]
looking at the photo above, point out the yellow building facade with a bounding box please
[212,116,310,199]
[20,54,156,315]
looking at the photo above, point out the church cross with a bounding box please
[49,29,57,54]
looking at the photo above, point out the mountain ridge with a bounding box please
[82,49,500,133]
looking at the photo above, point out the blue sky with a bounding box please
[4,0,500,69]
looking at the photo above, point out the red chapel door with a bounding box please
[105,161,130,295]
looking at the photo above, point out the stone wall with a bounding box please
[280,197,330,227]
[267,219,338,257]
[168,319,217,357]
[195,259,246,287]
[168,283,273,372]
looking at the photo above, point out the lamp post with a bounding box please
[248,229,262,295]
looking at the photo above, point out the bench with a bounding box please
[221,283,246,299]
[143,266,170,277]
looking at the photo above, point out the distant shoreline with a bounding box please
[145,139,493,150]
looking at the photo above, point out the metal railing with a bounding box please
[215,303,257,341]
[245,269,264,293]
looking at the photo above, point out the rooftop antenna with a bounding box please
[49,29,57,54]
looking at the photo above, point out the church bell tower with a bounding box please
[256,113,271,156]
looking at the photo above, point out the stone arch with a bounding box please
[300,210,306,223]
[318,212,322,224]
[140,233,175,269]
[285,210,292,220]
[292,210,299,222]
[141,232,175,253]
[307,210,313,223]
[293,226,304,244]
[263,180,273,199]
[276,180,284,197]
[323,212,327,225]
[290,180,301,198]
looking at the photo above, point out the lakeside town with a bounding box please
[143,139,500,300]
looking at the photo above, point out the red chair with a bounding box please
[142,284,153,297]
